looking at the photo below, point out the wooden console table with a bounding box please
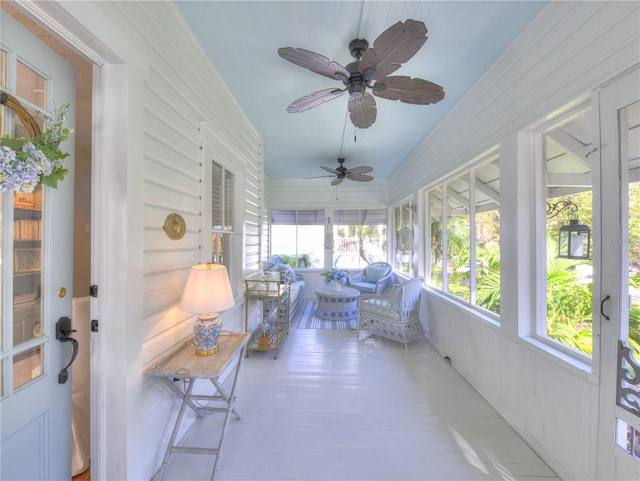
[147,331,248,480]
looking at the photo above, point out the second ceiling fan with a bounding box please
[278,19,445,129]
[315,158,373,186]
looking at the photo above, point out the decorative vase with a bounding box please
[331,280,342,291]
[193,314,222,356]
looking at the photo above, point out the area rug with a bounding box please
[296,301,358,330]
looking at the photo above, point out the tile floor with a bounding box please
[159,325,560,481]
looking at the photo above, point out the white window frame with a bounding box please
[331,208,388,269]
[201,125,243,295]
[422,149,501,322]
[526,95,595,366]
[269,209,325,268]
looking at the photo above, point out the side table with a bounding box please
[147,331,248,480]
[315,286,361,320]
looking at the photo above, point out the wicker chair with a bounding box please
[349,262,394,294]
[357,276,425,350]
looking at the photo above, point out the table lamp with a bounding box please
[180,263,235,355]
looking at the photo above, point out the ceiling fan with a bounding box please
[278,19,445,129]
[313,158,374,185]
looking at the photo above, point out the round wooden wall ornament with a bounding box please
[163,213,186,240]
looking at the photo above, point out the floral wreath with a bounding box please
[0,90,72,193]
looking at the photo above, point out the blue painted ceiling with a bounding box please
[174,1,548,181]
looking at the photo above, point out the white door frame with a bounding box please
[596,66,640,480]
[12,1,130,479]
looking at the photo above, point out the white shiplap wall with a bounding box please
[267,177,389,210]
[389,2,639,480]
[53,2,265,479]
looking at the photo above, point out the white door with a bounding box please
[597,68,640,480]
[0,12,76,481]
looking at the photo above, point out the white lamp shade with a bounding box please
[180,264,235,314]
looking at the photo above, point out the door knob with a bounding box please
[56,316,78,384]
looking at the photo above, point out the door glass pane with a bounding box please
[13,345,43,390]
[13,187,43,347]
[616,418,640,459]
[544,109,593,355]
[0,49,5,135]
[624,100,640,364]
[428,187,443,289]
[0,48,6,87]
[446,173,470,301]
[0,192,3,351]
[16,60,46,109]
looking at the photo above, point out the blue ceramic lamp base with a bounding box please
[193,313,222,356]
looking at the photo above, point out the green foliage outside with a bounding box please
[430,222,640,359]
[544,234,594,354]
[271,253,312,268]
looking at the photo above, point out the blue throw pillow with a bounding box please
[277,264,297,283]
[364,265,390,283]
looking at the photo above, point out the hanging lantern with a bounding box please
[558,219,591,260]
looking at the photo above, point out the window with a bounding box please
[474,159,501,313]
[333,209,387,269]
[426,155,501,316]
[393,201,415,276]
[271,210,324,267]
[428,187,443,289]
[537,106,593,355]
[212,160,235,275]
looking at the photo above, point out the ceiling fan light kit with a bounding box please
[278,19,445,129]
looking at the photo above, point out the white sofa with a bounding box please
[262,261,306,322]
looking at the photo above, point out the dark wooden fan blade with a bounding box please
[287,88,345,113]
[331,177,344,186]
[348,93,377,129]
[358,19,427,81]
[373,76,445,105]
[278,47,350,81]
[348,174,374,182]
[321,166,340,174]
[347,166,373,175]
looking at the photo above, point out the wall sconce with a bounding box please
[180,264,235,356]
[547,200,591,260]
